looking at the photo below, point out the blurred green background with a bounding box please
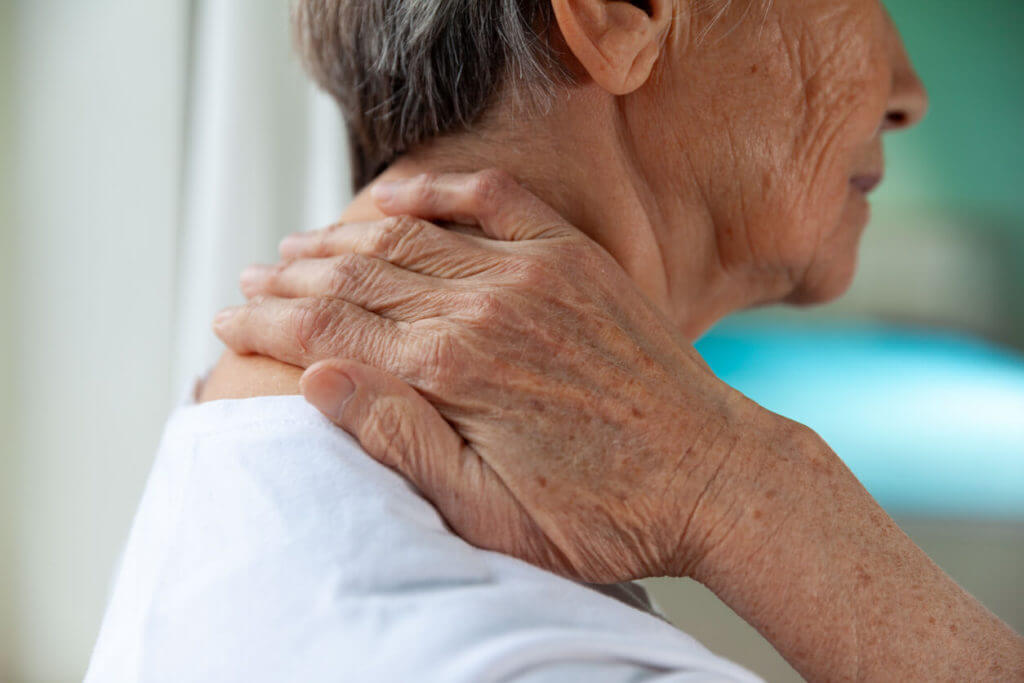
[885,1,1024,223]
[700,0,1024,519]
[743,0,1024,347]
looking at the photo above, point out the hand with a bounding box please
[214,170,1024,680]
[215,170,772,583]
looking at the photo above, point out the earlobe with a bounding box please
[551,0,669,95]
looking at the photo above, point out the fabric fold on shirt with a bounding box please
[86,394,761,683]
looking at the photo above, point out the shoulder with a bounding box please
[88,394,760,682]
[198,350,304,401]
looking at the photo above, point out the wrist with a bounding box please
[665,396,832,581]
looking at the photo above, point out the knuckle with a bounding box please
[372,215,420,259]
[411,332,463,395]
[309,226,340,257]
[411,172,439,200]
[266,260,290,287]
[292,299,334,350]
[328,254,368,293]
[470,169,516,207]
[466,291,505,322]
[243,295,269,318]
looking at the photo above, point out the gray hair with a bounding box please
[293,0,573,190]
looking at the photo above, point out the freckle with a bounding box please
[928,616,936,625]
[750,64,759,74]
[950,624,958,634]
[764,489,777,500]
[752,509,762,520]
[531,399,546,412]
[631,406,643,419]
[537,475,547,488]
[856,566,871,586]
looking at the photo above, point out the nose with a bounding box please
[882,26,929,132]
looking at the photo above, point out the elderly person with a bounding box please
[88,0,1023,681]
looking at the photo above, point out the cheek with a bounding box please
[761,30,890,284]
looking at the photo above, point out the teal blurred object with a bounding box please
[697,322,1024,520]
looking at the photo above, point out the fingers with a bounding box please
[239,255,459,321]
[300,359,492,526]
[301,358,465,471]
[279,216,503,279]
[370,170,575,242]
[213,295,407,372]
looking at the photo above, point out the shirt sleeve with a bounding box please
[85,395,762,683]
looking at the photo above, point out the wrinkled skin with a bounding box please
[200,0,1024,679]
[639,0,913,308]
[207,0,928,581]
[211,171,1024,680]
[214,171,776,583]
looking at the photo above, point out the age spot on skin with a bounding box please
[537,475,548,488]
[857,567,872,587]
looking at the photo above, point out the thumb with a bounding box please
[300,359,485,514]
[301,359,567,572]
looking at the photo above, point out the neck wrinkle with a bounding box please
[346,95,737,339]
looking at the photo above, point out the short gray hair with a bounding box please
[293,0,573,190]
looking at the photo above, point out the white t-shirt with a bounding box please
[86,394,761,682]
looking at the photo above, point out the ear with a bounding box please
[551,0,670,95]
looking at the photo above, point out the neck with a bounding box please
[342,92,749,340]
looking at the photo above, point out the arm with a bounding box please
[687,418,1020,682]
[214,171,1023,680]
[306,354,1022,682]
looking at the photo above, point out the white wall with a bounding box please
[173,0,348,391]
[2,2,347,679]
[6,2,189,679]
[1,0,18,676]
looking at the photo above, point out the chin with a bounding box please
[785,256,859,306]
[787,226,866,306]
[785,192,869,306]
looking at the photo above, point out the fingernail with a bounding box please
[371,181,399,203]
[304,367,356,420]
[214,306,239,327]
[279,232,311,256]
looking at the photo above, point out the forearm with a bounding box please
[688,413,1023,682]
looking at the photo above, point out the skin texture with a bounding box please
[211,173,1024,681]
[201,0,1024,679]
[216,174,756,582]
